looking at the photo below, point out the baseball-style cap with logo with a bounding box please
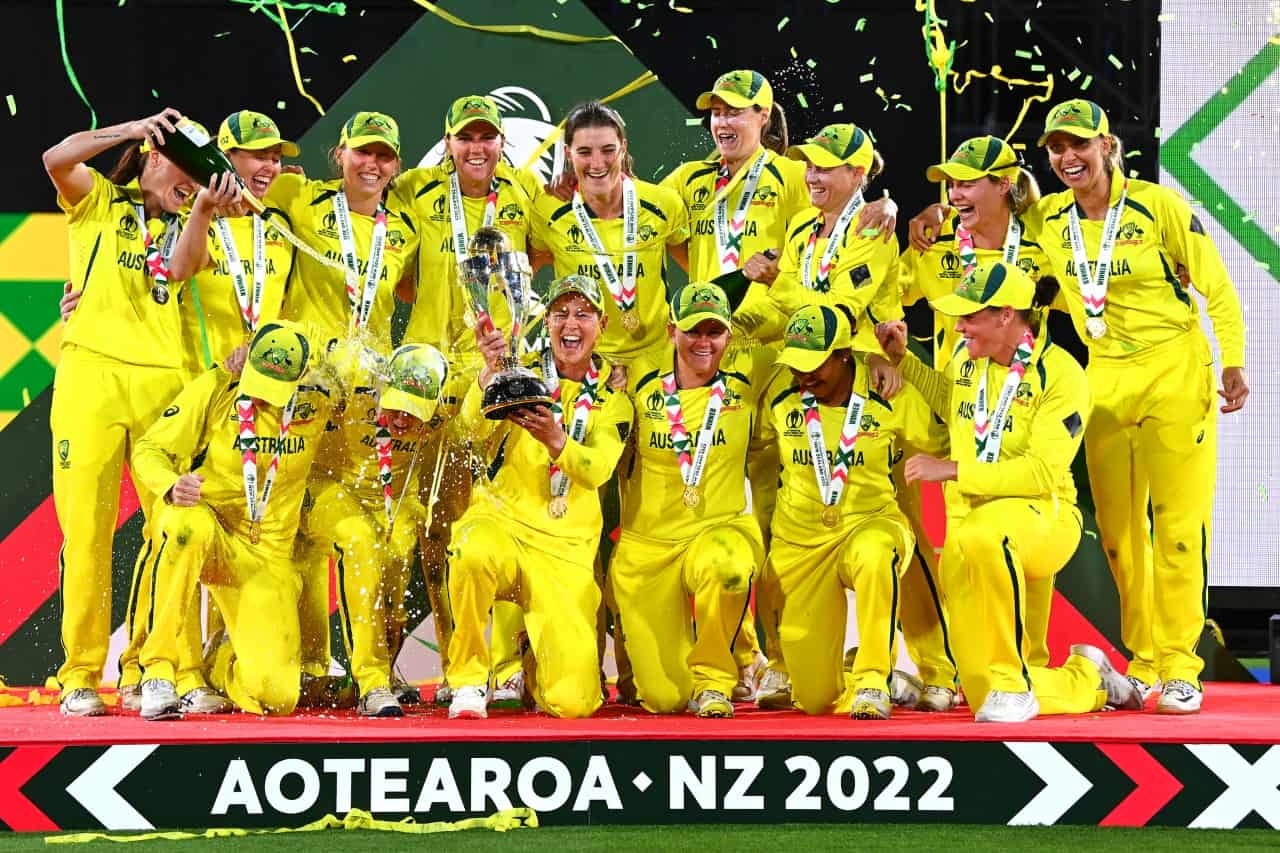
[546,274,605,314]
[776,305,852,373]
[139,117,210,155]
[926,135,1020,182]
[787,124,874,171]
[696,70,774,111]
[1037,98,1110,146]
[670,283,732,331]
[444,95,504,136]
[241,321,311,406]
[932,261,1035,317]
[380,343,448,422]
[217,110,300,157]
[340,111,401,157]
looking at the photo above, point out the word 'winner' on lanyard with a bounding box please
[1068,178,1128,338]
[447,169,498,268]
[332,190,387,329]
[661,371,726,489]
[214,214,266,332]
[801,389,865,507]
[801,192,863,292]
[571,177,638,317]
[955,214,1022,276]
[549,361,600,500]
[972,328,1035,461]
[714,150,767,273]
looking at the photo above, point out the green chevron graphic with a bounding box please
[1160,41,1280,280]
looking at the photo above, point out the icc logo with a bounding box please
[961,360,976,379]
[941,252,960,272]
[58,439,70,470]
[433,196,447,216]
[646,388,664,412]
[785,409,802,430]
[321,211,338,235]
[117,214,139,240]
[567,225,584,244]
[693,187,710,205]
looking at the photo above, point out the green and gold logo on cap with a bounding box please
[1050,100,1095,129]
[715,70,758,97]
[390,359,440,401]
[249,323,308,382]
[784,311,824,350]
[955,263,1007,303]
[812,124,864,161]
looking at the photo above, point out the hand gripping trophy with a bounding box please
[459,226,552,419]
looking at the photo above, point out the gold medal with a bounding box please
[549,495,568,519]
[621,309,640,332]
[821,506,840,528]
[249,520,261,545]
[682,484,701,509]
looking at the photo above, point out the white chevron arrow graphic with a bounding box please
[66,744,159,830]
[1005,742,1093,825]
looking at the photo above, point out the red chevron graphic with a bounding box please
[1083,295,1106,310]
[1097,743,1183,826]
[0,746,61,831]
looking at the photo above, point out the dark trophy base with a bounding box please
[482,371,553,420]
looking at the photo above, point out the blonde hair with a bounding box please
[999,168,1041,215]
[1104,134,1124,173]
[858,149,885,192]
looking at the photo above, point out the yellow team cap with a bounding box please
[217,110,299,157]
[787,123,874,171]
[139,117,210,155]
[670,282,732,331]
[380,343,448,423]
[546,274,606,315]
[444,95,504,135]
[932,261,1035,317]
[1037,98,1110,147]
[776,305,853,373]
[926,135,1020,182]
[696,70,774,112]
[241,321,311,407]
[340,111,401,157]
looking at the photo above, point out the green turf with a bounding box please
[7,824,1280,852]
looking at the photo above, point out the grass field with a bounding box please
[7,824,1280,851]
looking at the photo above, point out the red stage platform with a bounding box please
[0,683,1277,833]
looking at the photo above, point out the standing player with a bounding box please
[447,275,633,719]
[878,262,1142,721]
[43,109,201,716]
[612,283,773,717]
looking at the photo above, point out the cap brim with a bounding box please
[696,90,760,110]
[548,288,604,314]
[786,143,847,169]
[926,162,993,182]
[1037,125,1102,147]
[240,369,297,407]
[380,388,433,422]
[674,311,731,332]
[224,137,300,157]
[776,346,832,373]
[931,293,989,317]
[343,134,400,156]
[445,117,502,136]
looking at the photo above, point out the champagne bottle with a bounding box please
[156,119,265,214]
[711,248,778,313]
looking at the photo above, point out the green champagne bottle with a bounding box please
[156,118,265,214]
[711,248,778,313]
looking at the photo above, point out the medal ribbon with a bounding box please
[713,150,767,273]
[214,213,266,332]
[548,360,600,499]
[1068,178,1128,320]
[661,371,726,489]
[332,190,388,329]
[800,191,863,293]
[801,389,866,507]
[571,175,637,316]
[973,327,1035,461]
[237,391,297,530]
[374,413,395,526]
[955,213,1022,276]
[447,168,499,269]
[134,206,180,285]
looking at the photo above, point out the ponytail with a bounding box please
[107,143,146,185]
[1104,134,1124,174]
[760,103,789,154]
[1017,274,1060,324]
[860,149,885,191]
[1006,167,1041,216]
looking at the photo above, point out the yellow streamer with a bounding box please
[410,0,629,51]
[519,70,658,172]
[950,65,1055,143]
[45,807,538,844]
[277,2,326,116]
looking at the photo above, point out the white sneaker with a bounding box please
[119,683,142,712]
[433,680,454,707]
[179,687,233,714]
[140,680,182,721]
[448,685,489,719]
[733,654,765,702]
[1070,644,1143,710]
[851,688,892,720]
[359,686,405,718]
[490,672,524,707]
[917,685,958,712]
[60,688,107,717]
[1126,675,1160,703]
[690,689,734,718]
[1156,679,1202,715]
[755,667,794,710]
[889,670,923,707]
[975,689,1039,723]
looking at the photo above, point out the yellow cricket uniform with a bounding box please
[900,332,1107,715]
[662,150,808,343]
[771,209,904,353]
[611,346,773,711]
[133,367,335,714]
[448,358,632,718]
[182,211,295,375]
[761,364,945,714]
[530,179,689,366]
[52,168,195,697]
[266,174,419,346]
[1035,175,1244,687]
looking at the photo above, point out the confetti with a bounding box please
[796,93,808,108]
[300,46,317,54]
[277,100,287,109]
[859,72,874,83]
[984,11,993,22]
[895,103,913,111]
[832,102,844,112]
[1015,50,1033,59]
[1033,45,1042,56]
[1107,54,1123,69]
[213,31,230,37]
[1242,212,1255,223]
[1126,150,1141,157]
[629,17,640,29]
[1259,485,1270,501]
[1157,13,1175,21]
[652,29,660,36]
[706,35,717,48]
[1085,530,1098,539]
[5,94,13,116]
[151,89,158,98]
[777,16,789,31]
[1154,126,1162,138]
[790,46,797,59]
[1067,67,1081,81]
[341,54,356,62]
[1024,18,1031,32]
[684,118,702,126]
[1128,169,1139,178]
[855,17,866,31]
[806,59,816,69]
[1081,74,1093,90]
[1031,64,1045,72]
[668,0,692,10]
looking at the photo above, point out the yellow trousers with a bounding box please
[51,345,204,696]
[1085,329,1216,686]
[771,505,913,715]
[447,512,601,718]
[306,479,422,694]
[741,446,784,675]
[893,477,958,689]
[140,503,302,714]
[610,516,762,713]
[942,497,1104,715]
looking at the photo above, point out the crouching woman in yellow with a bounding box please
[612,283,774,718]
[446,275,633,719]
[304,343,451,717]
[763,304,945,719]
[132,322,335,719]
[878,262,1142,721]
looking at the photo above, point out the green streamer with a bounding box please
[54,0,96,129]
